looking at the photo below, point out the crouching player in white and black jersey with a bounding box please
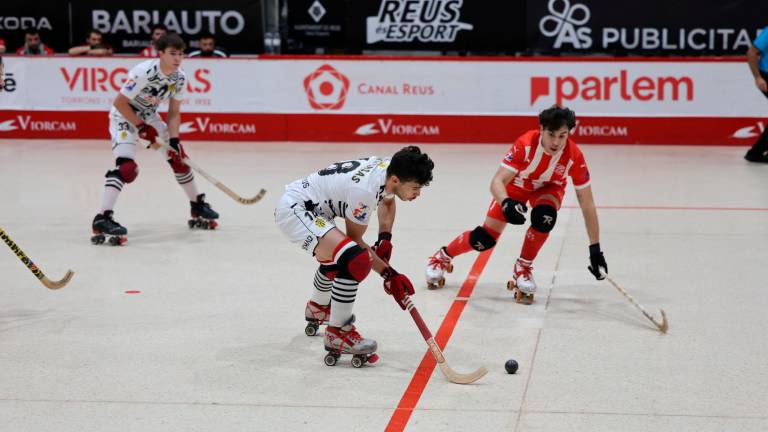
[91,33,218,246]
[275,146,434,368]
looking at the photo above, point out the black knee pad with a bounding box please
[336,244,372,282]
[531,205,558,233]
[469,226,497,251]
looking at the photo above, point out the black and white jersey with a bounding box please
[285,157,392,226]
[109,59,186,120]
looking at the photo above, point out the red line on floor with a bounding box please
[563,205,768,212]
[386,249,494,432]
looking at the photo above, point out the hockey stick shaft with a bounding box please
[606,276,668,333]
[149,139,266,205]
[402,296,488,384]
[0,227,73,290]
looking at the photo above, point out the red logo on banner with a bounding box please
[303,64,350,110]
[531,71,694,106]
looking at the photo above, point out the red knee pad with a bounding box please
[337,245,372,282]
[117,158,139,183]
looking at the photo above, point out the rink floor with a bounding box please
[1,139,767,432]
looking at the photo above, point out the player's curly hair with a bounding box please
[387,146,434,186]
[156,33,186,52]
[539,105,577,131]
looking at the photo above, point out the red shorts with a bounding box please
[487,184,565,222]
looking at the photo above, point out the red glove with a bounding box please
[382,267,414,310]
[166,137,189,173]
[136,122,159,144]
[372,232,393,262]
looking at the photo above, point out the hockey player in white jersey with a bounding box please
[275,146,434,367]
[91,33,218,246]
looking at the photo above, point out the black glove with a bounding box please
[372,231,393,262]
[501,198,527,225]
[169,137,181,153]
[588,243,607,280]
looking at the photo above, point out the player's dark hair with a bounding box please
[387,146,434,186]
[199,32,215,41]
[88,29,103,37]
[156,33,186,52]
[151,24,169,33]
[539,105,576,131]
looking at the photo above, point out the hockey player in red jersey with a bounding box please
[425,106,607,304]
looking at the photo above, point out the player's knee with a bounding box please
[469,226,497,251]
[116,157,139,183]
[530,205,558,233]
[319,264,339,280]
[337,244,372,282]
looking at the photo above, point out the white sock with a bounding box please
[100,178,124,213]
[311,267,333,305]
[175,172,200,201]
[329,277,357,327]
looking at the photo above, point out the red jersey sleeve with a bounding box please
[500,132,533,173]
[569,145,591,190]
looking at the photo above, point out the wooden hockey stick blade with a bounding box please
[655,309,669,333]
[437,361,488,385]
[40,270,74,290]
[144,138,266,205]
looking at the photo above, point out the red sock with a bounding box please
[445,230,472,257]
[445,225,500,258]
[519,227,549,261]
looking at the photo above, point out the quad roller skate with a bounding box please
[304,300,330,336]
[323,316,379,368]
[91,210,127,246]
[507,258,536,305]
[425,247,453,289]
[188,193,219,230]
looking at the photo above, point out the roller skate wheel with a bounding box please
[108,236,126,246]
[506,280,516,291]
[188,220,196,229]
[208,220,218,230]
[427,277,445,290]
[446,263,454,273]
[351,356,364,368]
[90,235,105,245]
[304,323,318,337]
[367,353,379,364]
[324,353,338,367]
[514,289,534,305]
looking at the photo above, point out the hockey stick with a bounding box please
[605,276,669,333]
[0,227,73,290]
[402,296,488,384]
[145,138,266,205]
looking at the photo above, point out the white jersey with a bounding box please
[285,157,392,226]
[109,59,186,121]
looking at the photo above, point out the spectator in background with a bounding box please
[187,33,228,58]
[745,25,768,163]
[68,29,113,56]
[0,38,6,54]
[16,30,54,55]
[139,24,168,57]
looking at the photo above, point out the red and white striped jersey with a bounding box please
[501,129,591,191]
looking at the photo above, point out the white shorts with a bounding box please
[274,191,335,256]
[108,114,169,159]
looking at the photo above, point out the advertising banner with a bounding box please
[284,0,347,53]
[0,1,72,53]
[1,56,764,145]
[70,0,263,54]
[344,0,525,53]
[526,0,768,55]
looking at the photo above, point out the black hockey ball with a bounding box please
[505,359,518,374]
